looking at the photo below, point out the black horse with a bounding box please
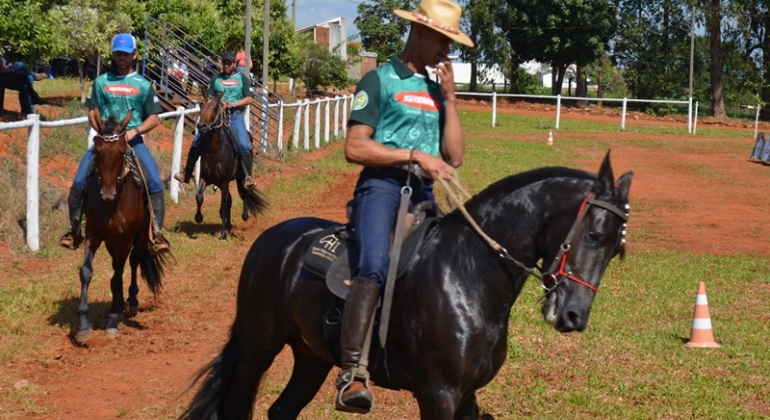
[179,152,633,420]
[192,92,267,240]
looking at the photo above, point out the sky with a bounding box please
[291,0,362,37]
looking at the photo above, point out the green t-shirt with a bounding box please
[348,56,445,156]
[85,71,162,130]
[208,72,254,106]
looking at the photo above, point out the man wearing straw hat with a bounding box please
[336,0,473,413]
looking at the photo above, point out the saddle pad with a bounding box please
[304,225,349,278]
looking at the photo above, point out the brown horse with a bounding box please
[76,109,170,343]
[193,92,267,241]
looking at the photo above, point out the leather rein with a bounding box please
[438,175,629,295]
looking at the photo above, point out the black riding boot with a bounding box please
[59,187,84,250]
[335,277,381,414]
[149,192,170,255]
[173,145,201,184]
[241,152,257,191]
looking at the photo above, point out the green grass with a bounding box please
[1,107,769,418]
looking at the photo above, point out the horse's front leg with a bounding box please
[414,387,463,420]
[104,244,129,338]
[218,186,231,241]
[195,180,207,224]
[125,244,142,318]
[454,393,494,420]
[76,238,102,344]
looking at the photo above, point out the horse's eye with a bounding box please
[588,230,602,242]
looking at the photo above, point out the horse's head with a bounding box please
[540,151,633,332]
[93,108,133,202]
[197,92,225,134]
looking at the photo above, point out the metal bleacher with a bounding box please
[142,16,283,157]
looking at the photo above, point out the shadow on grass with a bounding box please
[48,296,151,347]
[174,220,228,239]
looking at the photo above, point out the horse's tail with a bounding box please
[139,248,173,297]
[178,326,254,420]
[241,188,268,220]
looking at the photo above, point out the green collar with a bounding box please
[388,56,416,79]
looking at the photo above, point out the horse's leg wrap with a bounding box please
[59,187,84,250]
[148,192,170,255]
[336,277,381,414]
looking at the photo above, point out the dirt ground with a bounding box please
[1,89,769,419]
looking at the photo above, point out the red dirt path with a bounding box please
[1,90,769,419]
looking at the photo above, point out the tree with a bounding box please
[50,0,133,102]
[0,0,60,61]
[355,0,414,63]
[459,0,509,91]
[297,39,349,98]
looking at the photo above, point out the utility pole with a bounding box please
[263,0,269,86]
[689,4,696,133]
[245,0,252,81]
[292,0,297,27]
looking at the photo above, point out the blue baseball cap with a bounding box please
[111,33,136,53]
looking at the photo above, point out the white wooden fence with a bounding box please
[0,94,354,251]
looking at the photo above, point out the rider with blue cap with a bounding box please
[60,33,171,255]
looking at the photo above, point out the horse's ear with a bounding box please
[615,171,634,203]
[202,88,208,102]
[217,91,225,100]
[120,109,133,132]
[592,150,615,197]
[93,107,103,130]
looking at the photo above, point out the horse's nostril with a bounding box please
[568,310,579,326]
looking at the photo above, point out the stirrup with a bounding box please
[149,231,170,255]
[335,367,374,414]
[243,176,257,191]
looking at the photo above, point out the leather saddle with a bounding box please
[303,201,441,300]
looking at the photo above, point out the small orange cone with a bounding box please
[547,131,553,146]
[685,282,720,348]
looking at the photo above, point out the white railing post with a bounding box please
[555,94,562,130]
[621,97,628,131]
[324,98,330,143]
[692,101,698,134]
[194,108,201,185]
[26,114,40,251]
[342,95,349,137]
[492,91,497,127]
[277,101,284,152]
[304,99,310,150]
[87,127,97,149]
[170,106,185,203]
[687,97,693,134]
[334,96,340,137]
[754,104,761,139]
[293,100,302,149]
[315,100,321,149]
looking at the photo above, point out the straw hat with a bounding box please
[394,0,474,47]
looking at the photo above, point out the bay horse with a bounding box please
[77,110,171,343]
[191,92,267,241]
[179,152,633,420]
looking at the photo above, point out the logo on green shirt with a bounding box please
[352,91,368,110]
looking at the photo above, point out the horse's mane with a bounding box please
[102,115,121,135]
[470,166,595,203]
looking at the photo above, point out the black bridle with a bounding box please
[539,193,629,295]
[196,97,229,134]
[94,131,131,189]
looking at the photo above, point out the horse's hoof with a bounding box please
[242,213,249,221]
[75,327,92,343]
[195,214,203,224]
[105,328,120,339]
[219,236,228,242]
[124,306,138,318]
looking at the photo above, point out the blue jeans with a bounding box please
[192,110,251,155]
[352,167,435,286]
[72,135,163,194]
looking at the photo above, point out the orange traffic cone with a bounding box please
[547,131,554,146]
[685,282,720,348]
